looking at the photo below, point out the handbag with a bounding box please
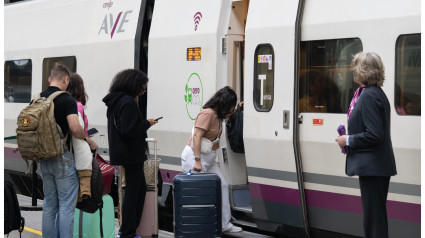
[119,157,161,187]
[144,158,161,186]
[73,112,92,171]
[226,104,245,153]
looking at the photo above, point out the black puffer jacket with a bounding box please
[103,92,151,166]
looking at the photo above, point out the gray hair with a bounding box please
[351,52,385,87]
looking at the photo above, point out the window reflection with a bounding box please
[300,38,363,113]
[42,56,77,91]
[395,34,421,116]
[4,59,32,103]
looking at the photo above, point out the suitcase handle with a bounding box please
[145,138,158,234]
[145,138,157,184]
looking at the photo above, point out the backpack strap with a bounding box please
[78,209,83,238]
[18,216,24,237]
[62,134,73,175]
[99,207,104,238]
[46,91,73,172]
[32,94,41,103]
[47,90,70,101]
[69,133,73,167]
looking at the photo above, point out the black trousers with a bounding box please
[120,163,147,238]
[359,176,390,238]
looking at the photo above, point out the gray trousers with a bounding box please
[359,176,391,238]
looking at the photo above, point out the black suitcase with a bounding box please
[173,173,222,238]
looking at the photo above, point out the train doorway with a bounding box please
[217,0,251,218]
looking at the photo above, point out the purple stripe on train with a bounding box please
[249,182,420,223]
[160,168,182,184]
[4,147,21,159]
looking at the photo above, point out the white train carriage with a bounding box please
[4,0,420,237]
[4,0,150,182]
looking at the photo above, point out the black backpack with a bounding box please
[4,181,25,237]
[226,104,245,153]
[76,157,105,237]
[76,157,104,213]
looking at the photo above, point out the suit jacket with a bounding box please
[346,85,397,176]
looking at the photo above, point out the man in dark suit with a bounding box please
[336,52,397,238]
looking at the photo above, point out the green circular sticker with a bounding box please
[184,73,203,120]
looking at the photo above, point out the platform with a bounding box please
[5,195,274,238]
[4,194,173,238]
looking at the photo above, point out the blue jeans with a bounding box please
[40,152,79,238]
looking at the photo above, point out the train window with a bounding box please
[42,56,77,90]
[395,34,421,116]
[254,44,274,111]
[299,38,363,113]
[4,59,32,103]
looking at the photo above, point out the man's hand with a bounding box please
[86,137,98,151]
[67,114,85,139]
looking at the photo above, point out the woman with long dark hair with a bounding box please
[103,69,157,238]
[181,86,243,233]
[67,73,97,149]
[67,73,97,200]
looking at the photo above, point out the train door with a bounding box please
[243,0,309,236]
[297,37,362,235]
[136,0,155,117]
[216,0,250,217]
[297,4,364,238]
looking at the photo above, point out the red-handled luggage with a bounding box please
[96,154,114,195]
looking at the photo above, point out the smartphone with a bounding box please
[154,117,163,121]
[87,128,98,136]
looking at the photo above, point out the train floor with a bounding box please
[5,194,273,238]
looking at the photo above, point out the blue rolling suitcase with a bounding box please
[173,173,222,238]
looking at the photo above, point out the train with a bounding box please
[4,0,421,237]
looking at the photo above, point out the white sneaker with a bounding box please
[223,224,242,233]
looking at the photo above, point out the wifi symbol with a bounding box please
[193,12,202,31]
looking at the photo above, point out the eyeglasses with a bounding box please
[141,89,147,95]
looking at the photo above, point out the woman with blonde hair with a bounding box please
[336,52,396,238]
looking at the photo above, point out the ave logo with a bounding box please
[98,10,132,38]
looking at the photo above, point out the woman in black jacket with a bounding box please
[336,52,396,238]
[103,69,157,238]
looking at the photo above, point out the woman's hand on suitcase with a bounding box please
[193,160,202,172]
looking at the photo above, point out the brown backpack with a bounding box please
[16,91,69,167]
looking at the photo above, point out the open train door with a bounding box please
[244,0,309,237]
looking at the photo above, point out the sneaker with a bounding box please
[223,223,242,233]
